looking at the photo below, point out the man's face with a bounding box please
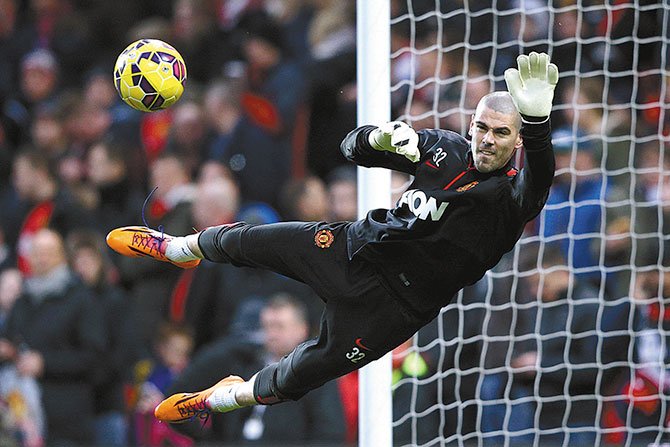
[28,230,65,277]
[12,157,36,199]
[157,333,193,373]
[469,107,523,173]
[261,305,308,359]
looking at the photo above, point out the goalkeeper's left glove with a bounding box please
[504,52,559,121]
[368,121,420,163]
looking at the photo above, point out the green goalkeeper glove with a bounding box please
[504,52,559,121]
[368,121,420,163]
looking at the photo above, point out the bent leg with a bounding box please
[253,285,425,403]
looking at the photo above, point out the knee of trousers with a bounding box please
[253,363,294,405]
[254,340,346,404]
[198,224,245,263]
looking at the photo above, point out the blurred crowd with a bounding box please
[0,0,669,446]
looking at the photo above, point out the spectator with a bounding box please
[203,79,243,162]
[145,153,196,227]
[602,248,670,445]
[82,68,118,112]
[0,266,42,447]
[0,228,106,445]
[67,231,132,447]
[540,126,606,287]
[391,338,439,444]
[0,0,31,99]
[559,77,633,187]
[164,99,214,177]
[0,229,11,270]
[19,0,98,88]
[62,94,113,155]
[169,0,231,85]
[138,108,172,167]
[167,293,346,444]
[506,247,602,446]
[196,159,234,185]
[278,175,329,221]
[0,268,21,332]
[470,246,536,445]
[547,8,598,92]
[326,165,357,221]
[604,140,670,299]
[116,153,196,361]
[85,135,145,233]
[304,1,357,177]
[439,60,494,133]
[630,141,670,265]
[0,360,45,447]
[192,176,239,230]
[137,323,194,401]
[167,175,241,350]
[405,98,439,131]
[134,322,194,447]
[221,11,307,209]
[237,10,306,137]
[641,70,670,137]
[29,102,68,165]
[16,49,60,124]
[0,92,25,188]
[5,149,94,274]
[205,75,288,207]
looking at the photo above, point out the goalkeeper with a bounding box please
[107,52,559,422]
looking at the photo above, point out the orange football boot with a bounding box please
[106,226,201,269]
[154,375,245,423]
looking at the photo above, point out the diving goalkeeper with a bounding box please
[107,52,559,422]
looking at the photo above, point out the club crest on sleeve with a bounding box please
[314,229,334,249]
[456,181,479,192]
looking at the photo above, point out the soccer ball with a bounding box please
[113,39,187,112]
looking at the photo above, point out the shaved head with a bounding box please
[469,91,524,172]
[476,92,522,130]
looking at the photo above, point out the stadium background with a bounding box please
[1,0,669,446]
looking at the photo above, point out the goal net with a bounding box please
[387,1,670,446]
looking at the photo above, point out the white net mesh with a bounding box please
[388,1,670,446]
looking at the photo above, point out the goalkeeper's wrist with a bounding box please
[520,115,551,151]
[520,113,550,124]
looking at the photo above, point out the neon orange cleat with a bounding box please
[106,226,201,269]
[154,375,245,423]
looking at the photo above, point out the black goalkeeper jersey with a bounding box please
[340,121,554,317]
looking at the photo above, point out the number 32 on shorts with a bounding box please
[345,347,366,364]
[345,338,372,364]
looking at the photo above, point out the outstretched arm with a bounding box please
[506,52,558,196]
[340,122,421,175]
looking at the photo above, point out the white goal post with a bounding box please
[356,1,393,447]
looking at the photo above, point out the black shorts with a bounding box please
[198,221,426,402]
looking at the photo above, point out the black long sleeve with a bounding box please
[510,120,555,219]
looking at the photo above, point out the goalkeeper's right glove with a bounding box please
[504,52,559,121]
[368,121,420,163]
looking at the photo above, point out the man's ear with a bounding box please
[515,134,524,149]
[468,115,475,136]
